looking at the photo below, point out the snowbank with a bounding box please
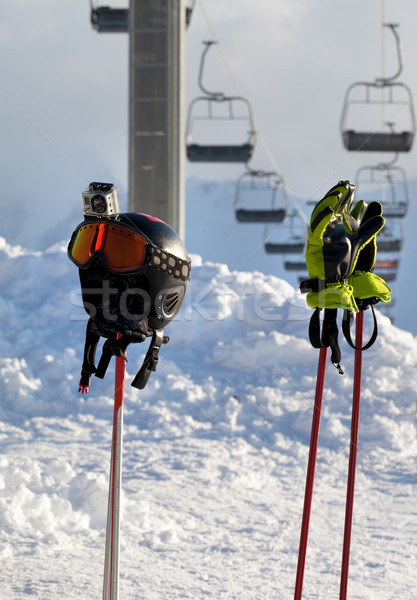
[0,237,416,599]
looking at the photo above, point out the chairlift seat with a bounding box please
[284,261,307,271]
[375,259,398,269]
[342,130,413,152]
[236,208,286,223]
[187,143,254,163]
[377,239,402,252]
[91,8,129,32]
[264,241,305,254]
[374,271,397,282]
[382,203,407,218]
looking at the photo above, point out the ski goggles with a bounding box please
[68,220,191,281]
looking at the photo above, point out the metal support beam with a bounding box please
[90,1,185,239]
[128,0,185,238]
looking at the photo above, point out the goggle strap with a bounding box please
[147,246,191,282]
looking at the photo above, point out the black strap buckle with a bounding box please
[131,329,169,390]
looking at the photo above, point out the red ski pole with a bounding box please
[339,310,364,600]
[294,347,327,600]
[103,335,126,600]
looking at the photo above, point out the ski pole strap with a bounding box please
[308,308,344,374]
[342,305,378,351]
[95,334,130,379]
[131,328,169,390]
[300,278,326,294]
[79,320,101,393]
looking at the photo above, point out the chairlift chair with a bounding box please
[284,260,307,271]
[374,259,399,283]
[263,212,307,254]
[377,238,403,252]
[374,259,398,269]
[234,168,288,223]
[376,214,404,252]
[90,3,129,32]
[265,240,305,254]
[186,42,257,163]
[340,24,416,153]
[355,162,409,218]
[374,271,397,282]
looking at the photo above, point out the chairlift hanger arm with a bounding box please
[376,24,403,84]
[198,41,224,98]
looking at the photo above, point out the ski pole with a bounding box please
[103,335,126,600]
[339,310,364,600]
[294,347,328,600]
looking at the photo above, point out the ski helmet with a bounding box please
[68,211,191,339]
[68,182,191,393]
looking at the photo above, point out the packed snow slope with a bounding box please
[0,236,416,599]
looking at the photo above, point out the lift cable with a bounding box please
[196,0,308,225]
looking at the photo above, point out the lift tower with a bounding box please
[91,1,185,239]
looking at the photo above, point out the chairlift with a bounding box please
[374,258,399,284]
[340,24,416,153]
[265,240,305,254]
[284,260,307,271]
[355,159,409,218]
[374,259,398,269]
[377,238,403,252]
[374,271,397,282]
[234,167,288,223]
[376,219,403,252]
[186,41,257,163]
[90,2,129,32]
[263,212,307,254]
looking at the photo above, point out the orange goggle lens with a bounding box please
[70,222,147,272]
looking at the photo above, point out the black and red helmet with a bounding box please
[68,182,191,393]
[69,211,191,337]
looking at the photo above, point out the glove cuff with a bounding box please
[348,271,391,303]
[306,281,359,312]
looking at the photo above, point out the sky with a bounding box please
[0,0,416,329]
[1,1,417,220]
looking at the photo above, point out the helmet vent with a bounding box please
[163,292,180,315]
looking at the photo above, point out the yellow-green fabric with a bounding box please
[306,281,358,312]
[304,181,390,311]
[306,181,356,280]
[348,271,391,303]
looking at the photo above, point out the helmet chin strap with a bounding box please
[131,329,169,389]
[78,318,169,393]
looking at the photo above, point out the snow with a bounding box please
[1,197,417,600]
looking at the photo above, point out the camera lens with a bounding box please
[91,195,107,214]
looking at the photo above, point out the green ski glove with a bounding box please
[344,200,391,309]
[301,180,385,312]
